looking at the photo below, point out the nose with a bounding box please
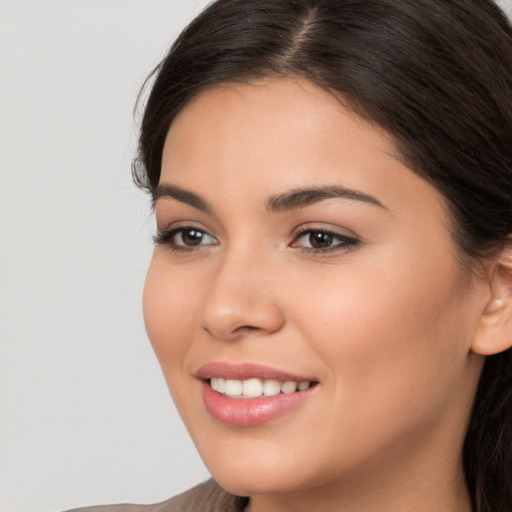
[200,250,285,341]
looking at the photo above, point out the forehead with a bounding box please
[164,78,395,160]
[165,80,385,172]
[160,78,445,219]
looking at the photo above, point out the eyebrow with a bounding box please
[152,184,213,213]
[266,185,386,212]
[153,183,385,213]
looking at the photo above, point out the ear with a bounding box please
[472,243,512,356]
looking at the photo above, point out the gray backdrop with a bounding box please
[0,1,211,511]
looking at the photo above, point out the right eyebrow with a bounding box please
[266,185,386,212]
[152,184,213,214]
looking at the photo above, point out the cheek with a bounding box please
[292,254,471,420]
[143,255,199,375]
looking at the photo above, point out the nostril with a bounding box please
[202,323,262,340]
[236,325,260,332]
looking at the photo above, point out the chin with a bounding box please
[195,433,331,498]
[210,461,311,497]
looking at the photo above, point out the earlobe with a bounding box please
[472,243,512,356]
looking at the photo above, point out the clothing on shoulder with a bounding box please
[65,479,248,512]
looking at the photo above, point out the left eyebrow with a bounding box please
[266,185,386,212]
[152,184,213,213]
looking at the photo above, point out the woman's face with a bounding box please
[144,79,485,499]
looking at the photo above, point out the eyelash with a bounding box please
[153,227,218,253]
[153,226,359,255]
[291,226,359,254]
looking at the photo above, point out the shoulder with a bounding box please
[64,479,247,512]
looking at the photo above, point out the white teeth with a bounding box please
[281,381,298,394]
[210,377,226,393]
[262,379,281,396]
[242,378,263,398]
[225,379,243,396]
[211,377,313,398]
[298,381,310,391]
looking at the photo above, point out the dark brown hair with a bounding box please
[134,1,512,510]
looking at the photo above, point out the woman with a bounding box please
[73,0,512,511]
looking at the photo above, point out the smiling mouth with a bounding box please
[208,377,317,398]
[198,364,319,426]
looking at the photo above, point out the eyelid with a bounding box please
[155,218,205,232]
[153,220,359,255]
[290,225,360,254]
[153,223,218,251]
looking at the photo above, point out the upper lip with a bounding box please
[195,362,317,382]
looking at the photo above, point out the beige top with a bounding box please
[66,480,248,512]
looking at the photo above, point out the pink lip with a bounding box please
[195,362,316,382]
[196,362,318,427]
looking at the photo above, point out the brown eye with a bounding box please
[179,229,205,246]
[291,229,359,253]
[309,231,334,249]
[153,226,218,250]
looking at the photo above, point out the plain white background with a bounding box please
[1,1,511,512]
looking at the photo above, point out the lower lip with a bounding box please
[201,381,316,427]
